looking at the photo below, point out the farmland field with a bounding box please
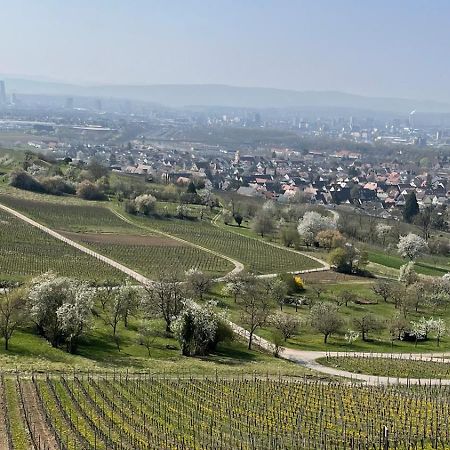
[61,231,234,277]
[130,214,322,274]
[0,194,135,233]
[319,355,450,379]
[0,209,124,282]
[2,374,450,449]
[0,193,322,275]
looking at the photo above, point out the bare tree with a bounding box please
[241,282,273,350]
[352,314,383,341]
[372,280,393,303]
[336,290,357,307]
[0,289,26,351]
[269,312,300,341]
[142,271,184,332]
[310,302,343,343]
[185,269,212,301]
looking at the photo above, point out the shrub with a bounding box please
[76,180,107,201]
[9,170,45,193]
[40,176,75,195]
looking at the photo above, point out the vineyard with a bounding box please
[131,214,321,274]
[320,355,450,380]
[0,194,135,233]
[0,209,124,282]
[62,231,233,277]
[1,373,450,449]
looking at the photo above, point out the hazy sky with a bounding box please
[1,0,449,101]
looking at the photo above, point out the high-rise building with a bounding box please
[65,97,74,109]
[94,98,102,111]
[0,81,7,105]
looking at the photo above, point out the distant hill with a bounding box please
[2,77,450,113]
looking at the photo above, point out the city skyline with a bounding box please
[1,0,450,103]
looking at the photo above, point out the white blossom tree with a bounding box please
[375,223,392,246]
[27,272,94,352]
[397,233,428,260]
[297,211,336,246]
[134,194,157,215]
[398,262,419,286]
[345,329,360,345]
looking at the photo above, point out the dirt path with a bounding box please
[3,200,450,386]
[211,212,330,276]
[110,207,244,280]
[20,380,59,450]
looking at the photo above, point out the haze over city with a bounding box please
[1,0,450,102]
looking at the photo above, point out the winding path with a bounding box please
[211,212,330,276]
[2,200,450,385]
[109,208,244,279]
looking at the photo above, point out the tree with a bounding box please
[409,319,427,346]
[172,301,231,356]
[0,289,26,350]
[316,230,344,250]
[372,280,393,303]
[186,181,197,194]
[405,282,426,312]
[9,170,45,193]
[271,330,284,357]
[403,191,419,223]
[329,244,365,274]
[185,269,212,301]
[414,207,432,241]
[57,288,94,353]
[269,312,300,341]
[142,272,184,332]
[222,209,233,225]
[222,273,249,303]
[310,302,343,343]
[104,294,124,350]
[297,211,336,247]
[251,211,275,237]
[138,323,161,356]
[233,212,243,227]
[240,282,273,350]
[279,224,300,248]
[352,314,383,341]
[76,180,106,201]
[398,262,419,286]
[87,160,108,180]
[27,272,94,352]
[116,283,140,328]
[431,318,446,347]
[375,223,392,246]
[266,279,288,310]
[96,280,119,310]
[336,290,357,307]
[344,330,360,345]
[397,233,428,260]
[134,194,157,216]
[388,313,408,344]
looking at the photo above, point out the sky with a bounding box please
[1,0,449,101]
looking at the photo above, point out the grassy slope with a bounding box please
[210,277,450,353]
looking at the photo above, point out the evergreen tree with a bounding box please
[403,191,419,223]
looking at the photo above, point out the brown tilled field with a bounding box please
[61,231,185,247]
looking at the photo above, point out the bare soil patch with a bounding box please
[61,231,185,247]
[301,270,374,284]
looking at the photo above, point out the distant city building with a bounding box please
[0,81,7,105]
[65,97,74,109]
[94,98,102,111]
